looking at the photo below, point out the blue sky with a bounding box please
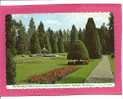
[12,12,110,31]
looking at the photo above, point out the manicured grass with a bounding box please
[15,54,100,84]
[56,59,100,83]
[108,55,115,75]
[15,54,68,84]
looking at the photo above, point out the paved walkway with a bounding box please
[85,55,114,83]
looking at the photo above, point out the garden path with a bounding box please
[85,55,114,83]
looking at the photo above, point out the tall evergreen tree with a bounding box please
[85,18,102,58]
[28,17,36,38]
[30,32,41,54]
[45,32,52,53]
[78,28,85,42]
[98,23,109,54]
[37,21,45,49]
[66,29,70,41]
[6,16,17,54]
[57,30,64,53]
[6,15,16,84]
[108,13,114,53]
[63,29,70,52]
[63,29,70,41]
[16,20,27,54]
[52,33,58,53]
[28,17,36,52]
[48,28,58,53]
[70,25,78,42]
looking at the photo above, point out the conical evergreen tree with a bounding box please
[16,20,27,54]
[52,33,58,53]
[70,25,78,43]
[37,21,45,49]
[45,32,52,53]
[85,18,102,58]
[78,28,85,42]
[28,17,36,52]
[28,17,36,38]
[30,32,41,54]
[98,23,109,54]
[48,28,58,53]
[57,30,64,53]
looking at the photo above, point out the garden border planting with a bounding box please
[25,66,80,84]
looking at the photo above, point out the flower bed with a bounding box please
[26,66,80,84]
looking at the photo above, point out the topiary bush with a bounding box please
[67,40,89,64]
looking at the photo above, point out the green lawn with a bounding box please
[15,54,100,84]
[56,59,100,83]
[15,54,68,84]
[108,55,115,75]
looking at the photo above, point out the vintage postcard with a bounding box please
[0,4,122,96]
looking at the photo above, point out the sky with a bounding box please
[12,12,110,31]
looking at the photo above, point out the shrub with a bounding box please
[67,40,89,61]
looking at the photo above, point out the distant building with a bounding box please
[41,48,49,54]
